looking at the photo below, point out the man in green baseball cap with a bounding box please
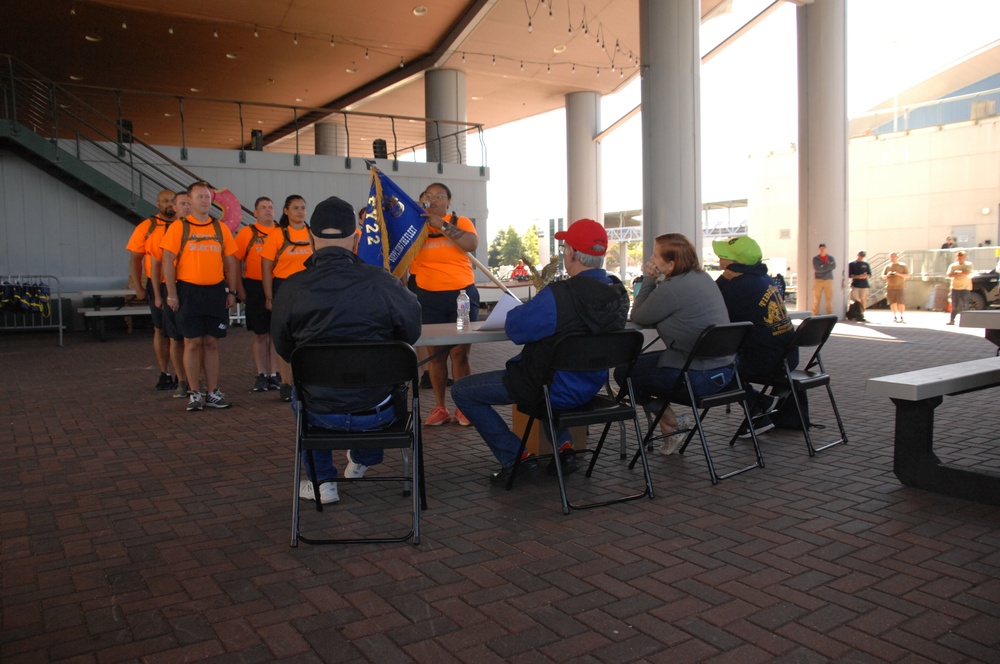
[713,236,803,435]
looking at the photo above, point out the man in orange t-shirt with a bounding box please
[235,196,280,392]
[126,188,177,390]
[161,181,242,411]
[409,182,480,427]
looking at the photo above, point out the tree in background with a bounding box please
[488,225,532,267]
[522,224,540,265]
[604,242,643,273]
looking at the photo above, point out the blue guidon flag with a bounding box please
[358,166,428,278]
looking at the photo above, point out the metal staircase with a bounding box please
[0,54,253,225]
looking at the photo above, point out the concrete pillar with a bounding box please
[565,91,602,225]
[639,0,702,260]
[314,122,348,157]
[797,0,848,316]
[425,69,467,164]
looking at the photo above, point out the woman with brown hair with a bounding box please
[616,233,733,450]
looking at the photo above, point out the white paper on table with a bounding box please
[479,292,523,330]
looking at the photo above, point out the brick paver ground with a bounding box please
[2,309,999,662]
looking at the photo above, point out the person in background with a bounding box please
[272,196,422,505]
[453,219,629,483]
[235,196,280,392]
[160,181,242,411]
[946,250,973,325]
[617,233,733,454]
[262,195,311,400]
[126,189,177,390]
[883,252,910,323]
[510,259,530,281]
[812,243,836,316]
[409,182,479,427]
[848,250,871,322]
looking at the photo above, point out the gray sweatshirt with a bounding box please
[630,269,732,369]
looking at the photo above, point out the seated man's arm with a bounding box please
[505,289,557,344]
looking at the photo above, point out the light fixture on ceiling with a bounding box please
[190,87,200,92]
[412,6,428,16]
[520,61,524,71]
[293,33,298,45]
[571,63,576,74]
[528,19,532,33]
[254,25,259,38]
[164,113,173,117]
[346,67,358,74]
[168,25,174,35]
[213,29,219,38]
[121,17,127,29]
[471,96,483,101]
[399,57,404,68]
[596,68,600,77]
[552,44,566,54]
[69,75,84,81]
[84,34,101,42]
[983,207,992,215]
[330,35,335,47]
[226,53,239,59]
[257,120,264,124]
[546,64,551,74]
[364,48,369,59]
[491,54,496,65]
[461,52,466,63]
[295,97,305,102]
[70,4,76,16]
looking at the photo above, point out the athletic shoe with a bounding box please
[154,372,173,390]
[739,416,775,439]
[187,392,203,411]
[205,389,232,409]
[546,445,579,476]
[344,451,369,479]
[299,480,339,504]
[252,374,269,392]
[489,457,541,485]
[268,373,282,390]
[279,384,292,402]
[661,434,685,456]
[453,408,471,426]
[424,406,453,426]
[946,320,955,325]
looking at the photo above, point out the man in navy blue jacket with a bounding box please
[452,219,630,485]
[713,236,800,434]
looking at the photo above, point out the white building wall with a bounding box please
[748,116,1000,276]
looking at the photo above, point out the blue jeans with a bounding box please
[452,370,571,468]
[617,352,733,405]
[291,395,393,481]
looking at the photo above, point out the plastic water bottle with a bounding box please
[456,289,471,330]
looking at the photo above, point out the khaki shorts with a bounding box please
[886,288,905,305]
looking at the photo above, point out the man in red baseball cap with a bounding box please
[452,219,629,485]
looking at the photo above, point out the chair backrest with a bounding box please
[790,314,837,351]
[291,341,417,398]
[679,322,753,374]
[549,329,646,375]
[789,315,837,371]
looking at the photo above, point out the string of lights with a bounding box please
[69,0,641,79]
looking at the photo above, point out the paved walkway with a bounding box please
[2,310,999,662]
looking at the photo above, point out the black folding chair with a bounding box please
[290,341,425,546]
[629,322,765,484]
[746,314,848,456]
[507,329,653,514]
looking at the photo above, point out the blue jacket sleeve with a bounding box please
[505,287,557,344]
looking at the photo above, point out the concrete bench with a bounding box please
[866,357,1000,505]
[77,306,151,341]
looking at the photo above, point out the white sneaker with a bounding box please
[344,451,369,479]
[660,415,689,455]
[299,480,339,504]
